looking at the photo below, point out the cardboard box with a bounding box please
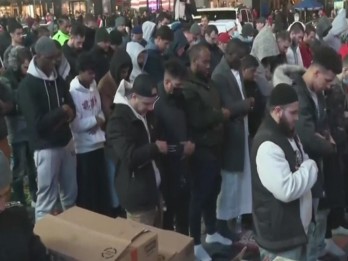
[34,207,158,261]
[115,218,194,261]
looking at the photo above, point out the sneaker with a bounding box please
[194,245,211,261]
[332,226,348,236]
[205,232,232,246]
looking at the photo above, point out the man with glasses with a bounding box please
[18,36,77,221]
[107,74,167,226]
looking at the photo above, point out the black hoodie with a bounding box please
[89,45,114,84]
[62,43,82,80]
[82,25,95,52]
[17,58,75,150]
[98,49,132,121]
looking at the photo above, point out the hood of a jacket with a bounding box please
[166,29,189,58]
[70,76,97,93]
[142,21,156,42]
[329,9,348,36]
[27,56,58,81]
[272,64,305,86]
[126,42,147,82]
[145,39,158,51]
[57,54,70,80]
[251,26,279,62]
[316,16,332,39]
[109,48,133,85]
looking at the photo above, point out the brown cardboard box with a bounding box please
[115,218,194,261]
[34,207,158,261]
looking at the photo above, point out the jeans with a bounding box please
[34,140,77,221]
[259,245,307,261]
[105,156,119,208]
[306,208,330,261]
[189,154,221,244]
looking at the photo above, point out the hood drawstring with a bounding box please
[43,80,60,111]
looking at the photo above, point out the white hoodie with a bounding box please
[126,42,147,83]
[142,21,156,43]
[113,80,161,187]
[69,76,105,154]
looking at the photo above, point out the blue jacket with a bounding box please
[144,40,164,84]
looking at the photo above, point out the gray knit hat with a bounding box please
[115,16,126,28]
[190,22,201,36]
[35,36,57,56]
[0,151,11,190]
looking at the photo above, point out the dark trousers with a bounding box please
[162,158,190,235]
[11,141,37,204]
[76,148,110,215]
[189,154,221,244]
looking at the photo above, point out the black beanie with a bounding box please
[132,74,158,98]
[95,28,110,43]
[270,83,298,106]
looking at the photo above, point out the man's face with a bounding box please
[0,186,11,214]
[132,94,157,116]
[156,38,171,52]
[119,66,130,80]
[304,31,316,44]
[313,68,336,92]
[132,33,143,43]
[20,59,30,75]
[256,22,264,31]
[99,41,111,52]
[243,67,257,81]
[290,31,304,45]
[184,31,195,46]
[277,39,290,54]
[71,35,85,50]
[277,102,299,137]
[201,17,209,29]
[218,42,227,53]
[137,51,146,68]
[158,18,170,28]
[193,48,211,79]
[80,70,96,85]
[60,20,70,34]
[117,25,126,33]
[164,76,183,94]
[86,21,97,29]
[37,48,60,75]
[11,28,23,44]
[205,31,218,45]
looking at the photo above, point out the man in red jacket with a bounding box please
[299,24,316,68]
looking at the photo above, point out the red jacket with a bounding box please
[339,44,348,60]
[299,42,313,68]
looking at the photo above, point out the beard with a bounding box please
[278,114,295,138]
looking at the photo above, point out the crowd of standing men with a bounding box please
[0,8,348,261]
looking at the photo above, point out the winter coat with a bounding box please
[106,80,161,213]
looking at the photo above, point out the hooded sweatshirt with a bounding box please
[17,57,75,150]
[323,9,348,52]
[69,77,105,154]
[98,49,132,120]
[251,26,280,97]
[126,42,147,83]
[142,21,156,43]
[286,22,305,67]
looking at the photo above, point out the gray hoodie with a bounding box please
[251,26,280,97]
